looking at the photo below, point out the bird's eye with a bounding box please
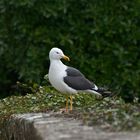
[56,52,59,54]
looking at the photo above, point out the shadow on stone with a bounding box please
[0,115,42,140]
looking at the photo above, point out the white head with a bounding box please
[49,48,70,61]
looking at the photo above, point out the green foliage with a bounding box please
[0,86,140,131]
[0,0,140,100]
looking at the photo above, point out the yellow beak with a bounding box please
[62,55,70,61]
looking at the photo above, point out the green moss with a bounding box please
[0,86,140,132]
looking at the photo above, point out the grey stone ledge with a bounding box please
[0,113,140,140]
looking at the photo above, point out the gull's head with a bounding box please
[49,48,70,61]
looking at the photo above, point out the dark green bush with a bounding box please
[0,0,140,100]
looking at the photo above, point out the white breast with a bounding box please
[48,61,65,91]
[48,60,77,94]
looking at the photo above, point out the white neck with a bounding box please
[50,59,63,65]
[49,59,66,73]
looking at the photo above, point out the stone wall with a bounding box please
[0,113,140,140]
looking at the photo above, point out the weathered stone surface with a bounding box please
[0,113,140,140]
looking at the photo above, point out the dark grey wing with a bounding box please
[65,67,84,77]
[64,67,95,90]
[64,76,95,90]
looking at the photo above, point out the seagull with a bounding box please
[48,47,111,112]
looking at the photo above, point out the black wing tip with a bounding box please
[102,91,114,98]
[97,87,114,98]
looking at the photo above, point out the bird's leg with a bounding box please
[70,95,73,111]
[65,95,69,112]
